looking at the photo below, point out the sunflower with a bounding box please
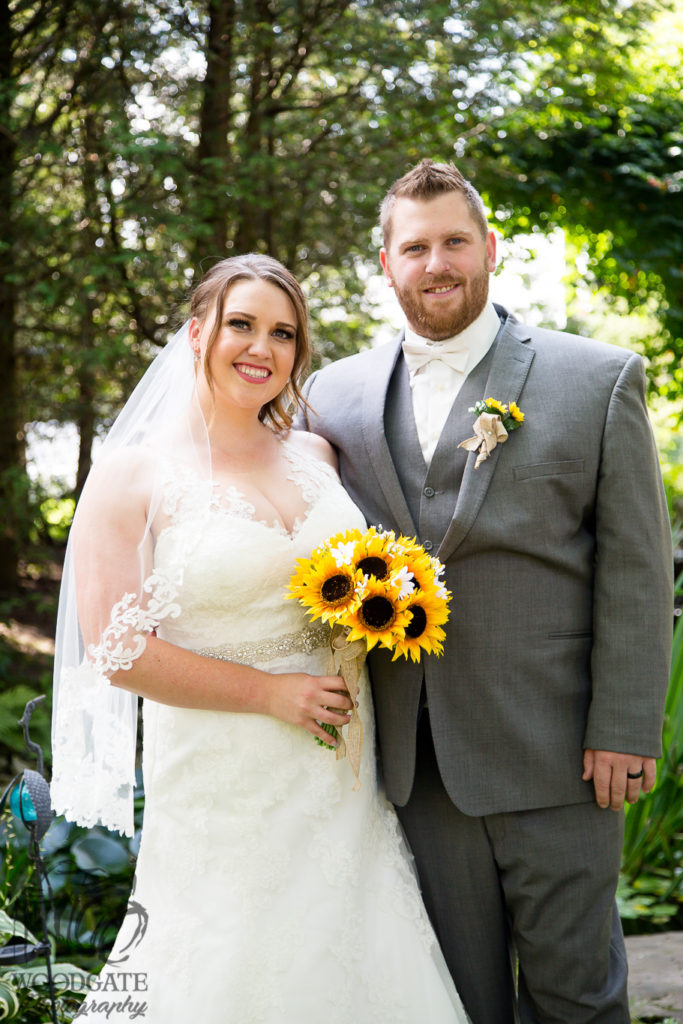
[345,576,411,652]
[288,549,362,623]
[392,588,450,662]
[508,401,524,424]
[350,525,402,582]
[471,396,524,432]
[394,536,444,593]
[484,397,508,416]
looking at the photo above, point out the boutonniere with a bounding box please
[458,398,524,468]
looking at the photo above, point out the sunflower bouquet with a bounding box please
[288,526,451,787]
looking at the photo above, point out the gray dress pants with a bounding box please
[395,711,630,1024]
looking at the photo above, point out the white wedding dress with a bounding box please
[76,439,468,1023]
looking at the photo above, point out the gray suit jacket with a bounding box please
[302,310,673,816]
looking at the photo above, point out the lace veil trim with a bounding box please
[51,565,185,836]
[51,322,202,837]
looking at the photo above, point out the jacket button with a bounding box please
[423,540,434,551]
[423,486,435,497]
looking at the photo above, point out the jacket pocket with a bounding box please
[514,459,584,481]
[547,630,593,639]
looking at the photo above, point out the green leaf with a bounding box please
[0,909,39,945]
[70,833,130,875]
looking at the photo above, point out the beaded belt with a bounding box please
[194,623,330,666]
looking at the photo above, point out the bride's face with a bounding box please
[192,278,298,414]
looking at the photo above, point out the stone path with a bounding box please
[626,932,683,1022]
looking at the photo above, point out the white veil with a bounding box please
[51,322,211,836]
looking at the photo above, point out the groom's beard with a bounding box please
[393,256,491,341]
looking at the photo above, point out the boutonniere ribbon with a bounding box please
[458,398,524,468]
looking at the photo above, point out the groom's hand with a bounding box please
[582,748,657,810]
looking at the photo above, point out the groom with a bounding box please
[301,160,673,1022]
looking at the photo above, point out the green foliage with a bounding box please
[2,0,682,583]
[0,639,55,783]
[472,4,683,402]
[41,818,138,964]
[658,424,683,524]
[0,816,92,1022]
[1,683,140,972]
[621,573,683,931]
[631,1019,679,1024]
[0,965,87,1024]
[7,0,682,466]
[0,468,46,573]
[0,901,89,1022]
[39,498,75,545]
[0,686,52,771]
[617,873,681,930]
[1,791,143,972]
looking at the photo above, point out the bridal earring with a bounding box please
[193,349,200,365]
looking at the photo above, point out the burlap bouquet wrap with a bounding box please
[327,624,365,790]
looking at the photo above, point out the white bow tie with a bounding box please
[402,337,469,376]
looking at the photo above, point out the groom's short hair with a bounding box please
[380,159,489,246]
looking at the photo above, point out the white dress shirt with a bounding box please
[402,302,501,466]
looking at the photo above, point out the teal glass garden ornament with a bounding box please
[9,779,37,822]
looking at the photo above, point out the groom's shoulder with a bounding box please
[308,334,400,387]
[513,314,639,377]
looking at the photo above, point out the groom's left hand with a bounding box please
[582,748,657,810]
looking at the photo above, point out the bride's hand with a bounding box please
[265,672,354,744]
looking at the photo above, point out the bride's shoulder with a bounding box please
[88,445,155,487]
[79,446,157,519]
[282,429,339,472]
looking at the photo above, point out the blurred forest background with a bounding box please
[0,1,682,1019]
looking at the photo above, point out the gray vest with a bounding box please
[383,346,496,550]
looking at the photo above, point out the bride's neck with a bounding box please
[200,401,279,464]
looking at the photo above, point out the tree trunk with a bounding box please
[232,0,273,255]
[194,0,235,265]
[74,113,101,497]
[0,0,20,590]
[74,296,97,498]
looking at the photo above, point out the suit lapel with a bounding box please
[361,333,418,537]
[438,316,535,561]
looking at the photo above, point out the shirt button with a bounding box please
[423,486,435,498]
[423,540,434,551]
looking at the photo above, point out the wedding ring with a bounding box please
[627,769,644,779]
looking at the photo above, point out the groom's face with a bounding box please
[380,192,496,341]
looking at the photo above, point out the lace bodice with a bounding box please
[153,437,365,653]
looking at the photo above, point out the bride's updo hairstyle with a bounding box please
[190,253,311,431]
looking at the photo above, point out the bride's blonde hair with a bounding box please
[190,254,311,431]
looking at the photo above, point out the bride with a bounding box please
[51,254,470,1022]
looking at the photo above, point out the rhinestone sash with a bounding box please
[194,623,330,666]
